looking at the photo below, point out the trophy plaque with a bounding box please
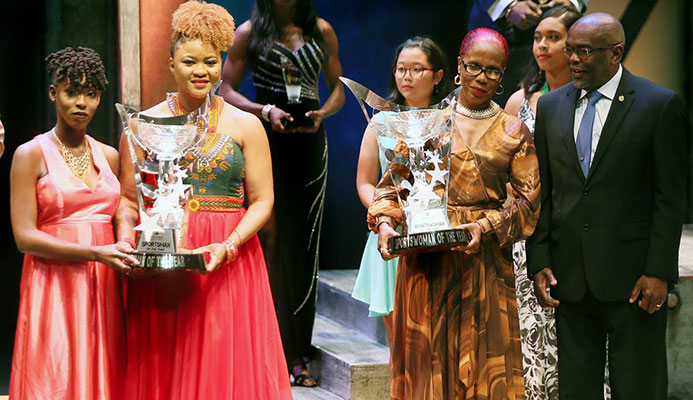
[341,77,471,256]
[116,93,215,271]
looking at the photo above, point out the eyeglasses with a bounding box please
[393,65,434,79]
[461,61,503,81]
[562,42,623,58]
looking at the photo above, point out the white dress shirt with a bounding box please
[487,0,588,22]
[572,64,623,164]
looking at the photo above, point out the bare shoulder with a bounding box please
[504,89,525,117]
[13,138,42,163]
[317,17,334,34]
[12,138,45,178]
[218,101,265,147]
[235,20,252,43]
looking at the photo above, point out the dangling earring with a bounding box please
[433,83,439,95]
[454,74,461,86]
[496,83,504,95]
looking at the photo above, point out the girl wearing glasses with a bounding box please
[351,37,453,349]
[372,28,540,399]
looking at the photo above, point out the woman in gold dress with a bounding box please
[371,28,541,400]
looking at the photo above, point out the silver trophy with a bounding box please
[341,77,470,255]
[115,89,217,271]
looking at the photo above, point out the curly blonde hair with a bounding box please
[171,1,235,55]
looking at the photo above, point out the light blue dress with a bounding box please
[351,136,399,317]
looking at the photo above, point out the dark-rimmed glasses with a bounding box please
[461,61,503,81]
[393,65,434,79]
[562,42,623,58]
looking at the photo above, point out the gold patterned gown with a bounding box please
[368,111,540,400]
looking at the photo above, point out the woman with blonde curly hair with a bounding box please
[118,2,292,399]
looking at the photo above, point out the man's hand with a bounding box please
[629,274,668,313]
[507,1,542,30]
[533,267,560,308]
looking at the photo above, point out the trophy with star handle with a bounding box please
[341,77,471,255]
[115,90,216,271]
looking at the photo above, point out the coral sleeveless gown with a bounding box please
[9,132,125,399]
[124,96,292,400]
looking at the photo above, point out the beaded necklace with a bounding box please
[455,101,501,119]
[166,93,229,168]
[53,130,91,179]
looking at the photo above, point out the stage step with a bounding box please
[309,314,390,400]
[292,386,344,400]
[317,269,388,346]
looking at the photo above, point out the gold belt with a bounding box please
[187,195,244,213]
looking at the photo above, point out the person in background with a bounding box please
[220,0,345,387]
[504,5,589,399]
[352,36,453,348]
[468,0,588,106]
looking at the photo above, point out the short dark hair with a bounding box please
[45,47,108,91]
[387,37,454,106]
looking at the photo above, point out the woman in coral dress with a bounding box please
[117,3,291,399]
[9,47,135,399]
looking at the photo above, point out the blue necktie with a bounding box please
[576,91,602,177]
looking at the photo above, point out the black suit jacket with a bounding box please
[527,69,689,302]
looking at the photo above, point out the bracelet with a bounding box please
[222,239,239,263]
[375,218,393,233]
[505,0,518,18]
[261,104,275,122]
[475,219,492,235]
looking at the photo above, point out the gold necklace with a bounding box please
[53,131,92,179]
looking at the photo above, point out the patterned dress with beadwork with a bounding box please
[368,111,541,400]
[513,98,560,400]
[123,96,292,400]
[10,133,125,400]
[251,38,327,364]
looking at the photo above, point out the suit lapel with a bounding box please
[587,70,636,181]
[559,85,585,182]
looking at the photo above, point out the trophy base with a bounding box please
[131,251,207,272]
[389,229,472,256]
[284,102,315,128]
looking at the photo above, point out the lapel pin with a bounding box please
[618,95,624,102]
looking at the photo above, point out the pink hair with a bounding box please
[459,28,509,63]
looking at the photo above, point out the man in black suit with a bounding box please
[527,13,688,400]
